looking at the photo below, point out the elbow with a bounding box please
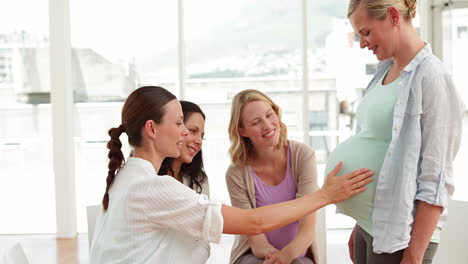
[246,211,270,235]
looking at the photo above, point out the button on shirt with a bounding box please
[89,157,224,264]
[359,44,465,254]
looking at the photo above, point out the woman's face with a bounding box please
[178,112,205,164]
[349,5,396,61]
[239,100,280,148]
[154,99,188,158]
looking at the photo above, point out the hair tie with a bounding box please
[119,124,126,132]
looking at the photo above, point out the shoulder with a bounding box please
[416,54,448,78]
[289,140,315,158]
[226,164,246,176]
[226,164,248,181]
[129,175,183,195]
[415,55,458,97]
[288,141,318,188]
[225,164,251,192]
[125,175,202,215]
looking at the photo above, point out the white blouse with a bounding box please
[182,171,212,263]
[90,157,223,264]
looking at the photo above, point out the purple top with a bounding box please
[251,145,306,257]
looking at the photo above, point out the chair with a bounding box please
[433,200,468,264]
[1,243,29,264]
[87,204,101,250]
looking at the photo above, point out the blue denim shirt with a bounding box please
[358,44,465,254]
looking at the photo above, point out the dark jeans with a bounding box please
[353,224,439,264]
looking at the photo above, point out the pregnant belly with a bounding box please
[325,136,389,228]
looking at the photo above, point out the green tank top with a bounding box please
[325,65,398,235]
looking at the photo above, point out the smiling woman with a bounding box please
[159,101,208,193]
[225,89,372,264]
[89,86,373,264]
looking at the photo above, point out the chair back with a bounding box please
[1,243,29,264]
[87,204,101,249]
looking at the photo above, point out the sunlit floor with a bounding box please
[0,234,89,264]
[0,229,353,264]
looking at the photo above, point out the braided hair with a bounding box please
[102,86,176,211]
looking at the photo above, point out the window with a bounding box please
[443,8,468,202]
[0,0,55,233]
[70,0,178,232]
[0,56,13,83]
[184,0,304,202]
[457,26,468,39]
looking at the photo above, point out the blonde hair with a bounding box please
[348,0,417,19]
[228,89,288,166]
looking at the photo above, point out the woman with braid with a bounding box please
[324,1,464,263]
[89,86,373,263]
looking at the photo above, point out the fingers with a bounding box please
[263,256,278,264]
[349,171,374,189]
[323,166,373,204]
[344,167,370,180]
[351,186,367,196]
[265,252,274,259]
[327,162,343,178]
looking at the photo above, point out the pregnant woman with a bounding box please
[325,0,464,263]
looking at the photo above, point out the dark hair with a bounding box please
[102,86,177,211]
[158,101,208,194]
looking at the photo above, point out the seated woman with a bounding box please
[225,89,370,264]
[89,86,373,264]
[158,100,210,262]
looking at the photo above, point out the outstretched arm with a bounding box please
[222,163,372,235]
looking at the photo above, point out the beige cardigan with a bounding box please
[225,140,320,264]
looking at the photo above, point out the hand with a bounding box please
[263,250,294,264]
[250,235,278,259]
[255,246,278,260]
[401,247,423,264]
[348,226,356,263]
[321,162,373,204]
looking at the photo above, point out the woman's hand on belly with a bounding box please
[321,162,374,204]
